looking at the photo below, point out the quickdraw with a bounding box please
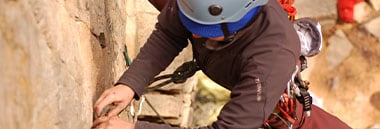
[129,96,145,123]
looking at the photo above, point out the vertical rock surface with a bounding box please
[0,0,196,128]
[0,0,127,128]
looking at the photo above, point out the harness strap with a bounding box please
[221,23,235,43]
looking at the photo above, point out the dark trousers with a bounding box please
[293,102,352,129]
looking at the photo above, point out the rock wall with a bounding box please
[0,0,127,129]
[0,0,197,128]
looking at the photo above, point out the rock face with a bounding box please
[3,0,379,129]
[326,30,354,71]
[369,0,380,11]
[0,0,126,129]
[365,16,380,39]
[294,0,337,18]
[0,0,196,129]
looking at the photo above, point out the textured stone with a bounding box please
[326,30,354,71]
[294,0,337,18]
[0,0,127,129]
[127,92,195,126]
[318,19,337,32]
[135,0,160,54]
[370,91,380,111]
[126,0,138,59]
[0,1,94,128]
[364,16,380,39]
[354,2,372,23]
[369,124,380,129]
[136,94,183,118]
[369,0,380,11]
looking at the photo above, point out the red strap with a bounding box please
[277,93,296,124]
[278,0,295,4]
[263,92,297,128]
[282,4,297,17]
[278,0,297,20]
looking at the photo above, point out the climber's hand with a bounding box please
[92,116,135,129]
[94,84,135,117]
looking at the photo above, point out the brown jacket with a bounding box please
[117,0,350,129]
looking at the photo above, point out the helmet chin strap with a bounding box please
[221,23,235,43]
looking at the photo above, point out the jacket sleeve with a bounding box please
[116,0,191,98]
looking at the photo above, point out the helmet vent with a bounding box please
[245,2,252,8]
[208,4,223,16]
[245,0,256,8]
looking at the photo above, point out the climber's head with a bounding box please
[177,0,268,42]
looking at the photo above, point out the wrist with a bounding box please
[115,84,135,99]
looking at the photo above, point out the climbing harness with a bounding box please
[263,64,313,129]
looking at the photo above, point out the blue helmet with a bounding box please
[177,0,268,38]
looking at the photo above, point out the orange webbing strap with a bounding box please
[277,92,297,124]
[263,92,297,128]
[278,0,297,21]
